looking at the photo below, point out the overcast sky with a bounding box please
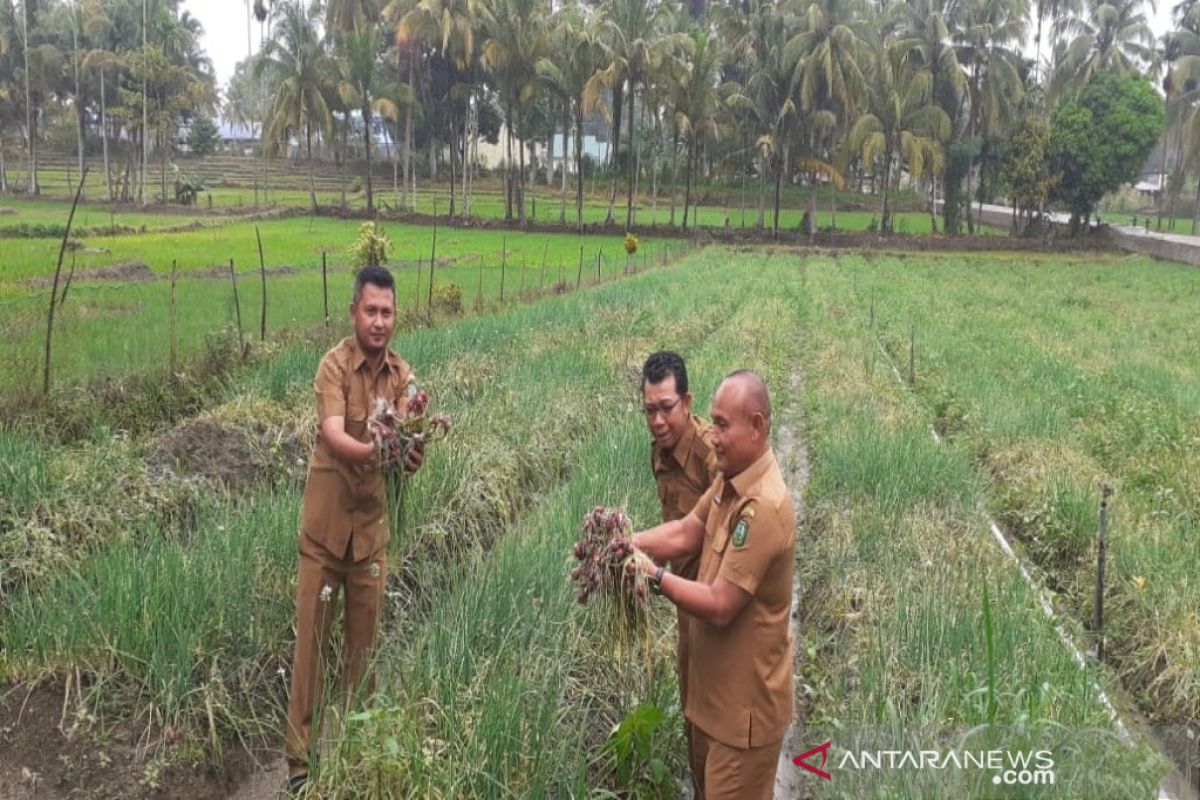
[185,0,1179,98]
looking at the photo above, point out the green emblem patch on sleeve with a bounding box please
[732,518,749,548]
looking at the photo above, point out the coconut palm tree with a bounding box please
[589,0,674,227]
[673,29,724,231]
[257,0,335,212]
[955,0,1026,225]
[845,45,950,232]
[538,4,607,230]
[715,0,782,229]
[384,0,424,210]
[481,0,549,225]
[1051,0,1155,96]
[785,0,871,231]
[785,0,870,122]
[399,0,481,217]
[340,27,399,214]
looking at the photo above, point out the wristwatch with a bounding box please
[650,565,666,596]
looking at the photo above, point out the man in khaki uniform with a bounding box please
[640,350,718,787]
[632,370,795,800]
[285,266,424,792]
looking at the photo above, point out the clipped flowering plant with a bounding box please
[367,377,452,541]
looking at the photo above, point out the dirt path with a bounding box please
[773,366,812,800]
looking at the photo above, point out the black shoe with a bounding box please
[287,773,308,795]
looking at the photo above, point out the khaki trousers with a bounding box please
[690,725,783,800]
[285,532,387,777]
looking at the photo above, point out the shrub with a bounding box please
[348,221,392,268]
[432,283,463,315]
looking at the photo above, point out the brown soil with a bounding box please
[26,261,155,289]
[315,207,1113,257]
[0,682,261,800]
[190,265,298,280]
[145,417,308,494]
[773,365,814,800]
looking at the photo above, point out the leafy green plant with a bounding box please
[348,221,392,268]
[432,283,463,314]
[601,703,675,797]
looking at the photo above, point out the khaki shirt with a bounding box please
[685,448,795,749]
[651,414,718,579]
[300,336,412,562]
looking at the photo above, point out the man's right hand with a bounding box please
[321,416,382,467]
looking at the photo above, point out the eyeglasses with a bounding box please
[642,396,683,419]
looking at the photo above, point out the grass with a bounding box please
[842,252,1200,725]
[0,217,687,391]
[4,240,1190,796]
[795,250,1182,796]
[1,248,804,795]
[1,174,998,237]
[0,198,218,234]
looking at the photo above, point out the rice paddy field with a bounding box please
[1,168,992,232]
[1,201,1197,798]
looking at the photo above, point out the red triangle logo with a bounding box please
[793,741,833,781]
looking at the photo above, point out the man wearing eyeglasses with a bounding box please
[640,350,719,790]
[630,370,794,800]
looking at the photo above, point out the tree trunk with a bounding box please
[741,162,747,226]
[470,103,479,217]
[682,140,694,232]
[830,177,836,229]
[560,103,568,224]
[120,150,131,202]
[448,115,457,218]
[626,83,637,229]
[341,114,348,208]
[773,148,785,238]
[72,13,84,197]
[462,93,471,217]
[882,152,893,233]
[517,111,527,226]
[101,71,112,201]
[575,107,585,234]
[429,136,436,182]
[669,126,679,226]
[929,177,938,233]
[307,124,319,213]
[160,131,167,204]
[756,152,766,229]
[605,81,624,225]
[1191,172,1200,235]
[394,49,401,208]
[141,0,148,205]
[504,98,514,220]
[22,0,35,194]
[364,104,375,214]
[406,48,415,211]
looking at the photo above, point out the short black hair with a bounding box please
[642,350,689,395]
[353,265,396,304]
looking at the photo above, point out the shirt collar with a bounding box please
[728,448,776,500]
[350,336,399,375]
[670,415,700,465]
